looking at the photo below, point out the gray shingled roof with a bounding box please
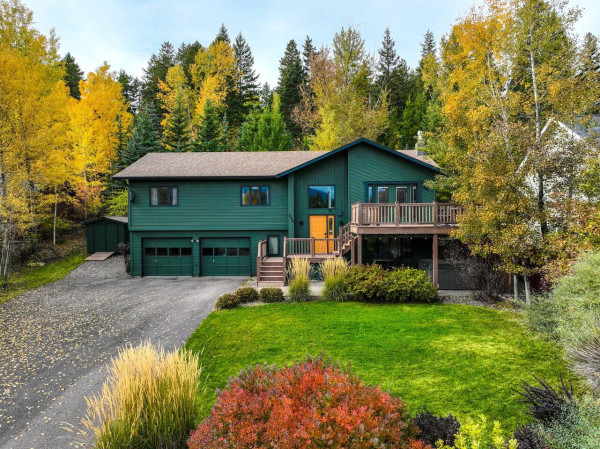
[113,151,330,179]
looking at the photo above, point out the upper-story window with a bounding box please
[309,185,335,208]
[150,186,178,206]
[241,186,270,206]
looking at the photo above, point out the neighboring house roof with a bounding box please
[83,216,129,225]
[113,138,441,180]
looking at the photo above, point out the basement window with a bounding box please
[150,186,178,206]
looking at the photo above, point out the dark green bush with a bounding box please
[413,408,460,447]
[345,264,387,301]
[346,265,437,303]
[259,287,285,303]
[385,267,438,303]
[235,286,259,304]
[216,293,240,310]
[322,274,348,302]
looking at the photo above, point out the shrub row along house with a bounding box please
[113,138,462,287]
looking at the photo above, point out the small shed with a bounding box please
[84,216,129,253]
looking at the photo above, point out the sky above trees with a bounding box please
[24,0,600,86]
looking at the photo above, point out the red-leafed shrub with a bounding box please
[188,355,418,449]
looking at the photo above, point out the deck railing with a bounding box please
[284,237,339,257]
[351,202,462,227]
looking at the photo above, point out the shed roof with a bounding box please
[83,216,129,226]
[113,138,441,180]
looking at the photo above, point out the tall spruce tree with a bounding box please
[376,28,400,93]
[260,82,274,109]
[117,70,141,113]
[237,107,262,151]
[213,24,230,44]
[121,103,163,167]
[231,32,260,127]
[62,52,83,99]
[420,29,436,59]
[277,40,305,140]
[194,99,229,151]
[176,41,203,83]
[162,89,191,151]
[400,91,427,148]
[141,41,176,111]
[302,35,316,76]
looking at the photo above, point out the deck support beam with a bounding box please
[357,235,363,266]
[432,234,439,288]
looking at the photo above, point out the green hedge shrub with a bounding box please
[386,267,438,303]
[259,287,285,303]
[235,286,259,304]
[216,293,240,310]
[346,265,438,303]
[346,264,387,301]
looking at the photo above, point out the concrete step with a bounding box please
[258,281,285,287]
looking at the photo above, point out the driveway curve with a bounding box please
[0,256,243,449]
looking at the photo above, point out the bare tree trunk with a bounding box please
[529,31,548,235]
[513,274,519,301]
[53,190,58,246]
[83,167,88,220]
[524,276,531,305]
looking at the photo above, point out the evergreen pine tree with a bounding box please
[121,103,163,167]
[231,32,260,128]
[254,93,292,151]
[62,52,83,99]
[237,107,261,151]
[420,29,436,59]
[213,24,230,44]
[118,70,141,113]
[141,41,176,111]
[376,28,400,93]
[194,100,229,152]
[400,92,427,149]
[260,82,274,109]
[162,89,191,151]
[176,41,203,82]
[277,40,305,140]
[302,35,316,76]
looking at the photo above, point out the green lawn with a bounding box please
[185,301,571,430]
[0,250,87,304]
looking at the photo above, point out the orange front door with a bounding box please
[309,215,335,254]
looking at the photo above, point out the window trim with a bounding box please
[240,185,271,206]
[149,186,179,207]
[364,181,424,203]
[308,185,336,209]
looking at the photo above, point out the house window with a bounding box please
[241,186,270,205]
[150,186,178,206]
[377,186,389,203]
[308,186,335,208]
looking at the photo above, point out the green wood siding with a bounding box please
[347,143,436,205]
[128,179,288,232]
[86,220,128,253]
[293,151,348,238]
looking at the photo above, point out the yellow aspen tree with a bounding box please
[68,64,131,219]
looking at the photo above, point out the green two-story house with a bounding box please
[114,138,461,287]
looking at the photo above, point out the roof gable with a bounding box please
[113,138,441,180]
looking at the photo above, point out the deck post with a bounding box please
[433,202,438,225]
[357,203,363,225]
[350,237,355,266]
[310,237,315,257]
[283,237,287,258]
[357,235,363,265]
[338,226,343,255]
[395,202,400,226]
[432,234,439,288]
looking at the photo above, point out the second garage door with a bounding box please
[201,238,251,276]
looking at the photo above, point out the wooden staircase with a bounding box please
[257,257,286,286]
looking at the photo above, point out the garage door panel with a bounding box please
[201,238,251,277]
[143,238,193,277]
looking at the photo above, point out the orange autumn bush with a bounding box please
[188,355,418,449]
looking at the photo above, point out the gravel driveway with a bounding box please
[0,256,243,449]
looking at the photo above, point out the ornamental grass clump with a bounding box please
[82,342,200,449]
[188,355,418,448]
[320,258,349,301]
[287,257,310,301]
